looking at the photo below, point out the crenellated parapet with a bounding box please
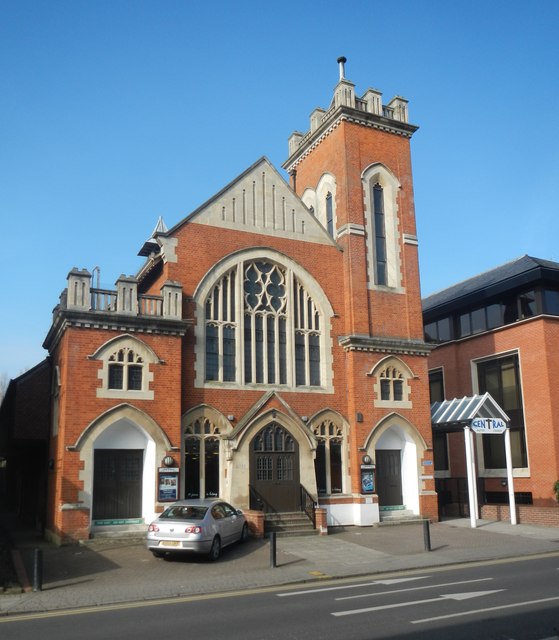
[44,269,189,352]
[285,57,417,171]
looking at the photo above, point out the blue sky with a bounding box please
[1,0,558,380]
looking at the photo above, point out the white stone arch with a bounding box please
[362,162,402,290]
[364,413,428,515]
[192,247,335,392]
[181,405,234,502]
[301,187,317,216]
[70,404,172,525]
[228,409,317,508]
[89,333,162,400]
[315,172,337,237]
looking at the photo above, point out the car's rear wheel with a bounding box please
[209,536,221,561]
[240,522,249,543]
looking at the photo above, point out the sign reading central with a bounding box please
[471,417,507,434]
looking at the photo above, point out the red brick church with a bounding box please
[1,59,437,543]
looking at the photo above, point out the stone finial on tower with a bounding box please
[337,56,347,81]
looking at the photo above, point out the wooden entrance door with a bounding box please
[376,449,403,506]
[92,449,143,520]
[250,423,300,512]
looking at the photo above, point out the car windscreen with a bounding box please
[160,506,208,520]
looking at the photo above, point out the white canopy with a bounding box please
[430,392,516,527]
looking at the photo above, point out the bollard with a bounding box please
[33,548,43,592]
[269,531,277,568]
[423,519,431,552]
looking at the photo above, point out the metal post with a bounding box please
[470,428,479,519]
[423,520,431,552]
[32,548,43,592]
[504,427,517,525]
[269,531,277,568]
[464,425,477,528]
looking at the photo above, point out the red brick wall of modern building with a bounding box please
[429,316,559,508]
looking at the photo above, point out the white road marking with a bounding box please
[332,590,504,616]
[336,577,494,601]
[411,595,559,624]
[278,576,428,597]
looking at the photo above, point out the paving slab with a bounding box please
[1,516,559,616]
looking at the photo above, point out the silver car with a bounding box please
[146,499,249,561]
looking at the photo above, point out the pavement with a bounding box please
[1,513,559,617]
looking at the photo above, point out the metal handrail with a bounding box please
[249,485,270,512]
[300,484,317,528]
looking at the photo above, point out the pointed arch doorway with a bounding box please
[375,449,403,506]
[250,422,300,512]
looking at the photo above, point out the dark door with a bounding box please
[376,449,403,506]
[250,423,300,512]
[92,449,143,520]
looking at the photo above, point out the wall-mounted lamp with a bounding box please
[356,412,363,423]
[163,456,175,467]
[500,480,507,487]
[227,415,235,422]
[301,416,308,422]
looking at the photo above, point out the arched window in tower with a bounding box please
[362,164,402,290]
[326,192,334,236]
[379,365,404,401]
[203,258,326,389]
[371,357,412,408]
[108,348,144,390]
[372,183,387,286]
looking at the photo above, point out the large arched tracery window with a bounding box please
[205,260,323,388]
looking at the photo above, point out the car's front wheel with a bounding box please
[151,550,164,558]
[208,536,221,561]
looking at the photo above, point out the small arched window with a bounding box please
[312,417,346,495]
[379,365,404,402]
[92,335,158,400]
[108,348,144,391]
[370,358,412,408]
[184,418,222,499]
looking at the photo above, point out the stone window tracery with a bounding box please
[313,418,345,495]
[93,336,157,400]
[371,358,412,408]
[184,418,221,499]
[204,260,323,388]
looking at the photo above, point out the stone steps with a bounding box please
[89,523,147,542]
[264,511,317,537]
[379,507,424,526]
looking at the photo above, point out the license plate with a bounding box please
[160,540,180,547]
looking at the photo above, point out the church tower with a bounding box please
[284,58,436,521]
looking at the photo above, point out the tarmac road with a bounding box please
[1,515,559,617]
